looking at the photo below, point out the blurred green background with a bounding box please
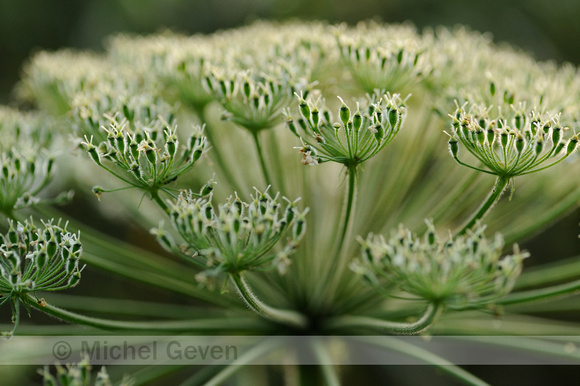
[3,0,580,104]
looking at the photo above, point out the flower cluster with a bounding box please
[0,108,71,215]
[81,116,208,204]
[285,92,407,167]
[334,22,428,93]
[152,189,308,281]
[17,50,110,115]
[447,103,579,178]
[353,222,527,308]
[72,90,176,142]
[39,355,133,386]
[1,219,83,336]
[206,64,311,133]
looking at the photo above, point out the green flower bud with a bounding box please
[449,138,459,158]
[299,100,310,121]
[567,136,579,155]
[338,97,350,126]
[515,135,525,154]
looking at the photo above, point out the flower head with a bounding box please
[285,91,407,168]
[353,221,527,308]
[152,188,308,282]
[80,115,208,201]
[1,219,83,336]
[447,102,578,178]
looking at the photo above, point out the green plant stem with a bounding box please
[321,165,358,303]
[323,302,442,335]
[456,176,509,236]
[150,189,169,213]
[197,107,240,192]
[22,293,266,333]
[355,336,489,386]
[204,339,281,386]
[497,279,580,306]
[312,339,340,386]
[515,255,580,290]
[230,272,308,329]
[251,132,272,188]
[335,165,357,255]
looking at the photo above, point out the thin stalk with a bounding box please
[320,165,358,303]
[21,293,266,333]
[230,272,308,329]
[312,339,341,386]
[196,107,240,192]
[515,255,580,290]
[335,165,358,255]
[456,176,509,236]
[355,336,489,386]
[497,279,580,306]
[251,132,272,188]
[150,189,169,213]
[204,339,281,386]
[323,302,442,335]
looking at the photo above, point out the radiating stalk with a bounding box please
[456,176,509,236]
[354,335,490,386]
[498,279,580,306]
[22,294,266,333]
[323,302,442,335]
[230,272,307,329]
[252,132,273,188]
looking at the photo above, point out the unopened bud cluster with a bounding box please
[153,189,307,280]
[0,149,57,214]
[448,103,579,177]
[334,22,427,93]
[206,65,311,133]
[353,222,527,308]
[39,355,130,386]
[81,116,207,199]
[285,92,407,167]
[0,219,83,305]
[72,91,176,142]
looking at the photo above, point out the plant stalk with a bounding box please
[22,294,265,333]
[456,176,509,236]
[230,272,308,329]
[323,302,442,335]
[251,132,272,188]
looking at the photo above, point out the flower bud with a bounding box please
[338,97,350,126]
[449,138,459,158]
[515,135,525,154]
[299,99,310,121]
[567,136,579,155]
[552,127,562,146]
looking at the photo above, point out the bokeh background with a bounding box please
[1,0,579,384]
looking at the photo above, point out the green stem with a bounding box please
[204,339,281,386]
[312,339,340,386]
[323,302,442,335]
[197,108,240,192]
[21,293,266,333]
[515,255,580,290]
[150,189,169,213]
[251,132,272,188]
[320,165,358,302]
[498,279,580,306]
[355,336,489,386]
[230,272,308,329]
[335,165,358,254]
[456,176,509,236]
